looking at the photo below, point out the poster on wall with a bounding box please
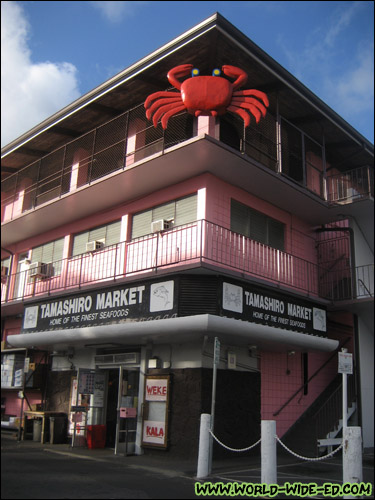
[142,376,170,448]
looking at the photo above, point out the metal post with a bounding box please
[197,413,211,479]
[208,337,220,474]
[343,371,348,432]
[261,420,277,485]
[343,426,363,499]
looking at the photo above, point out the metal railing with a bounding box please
[326,166,374,204]
[2,99,373,224]
[314,374,356,443]
[1,220,373,304]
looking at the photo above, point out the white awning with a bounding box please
[7,314,338,352]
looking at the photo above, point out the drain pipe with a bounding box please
[1,246,14,304]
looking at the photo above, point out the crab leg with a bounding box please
[231,101,262,123]
[161,104,186,129]
[145,91,180,110]
[150,102,186,128]
[146,96,182,120]
[231,97,268,117]
[233,89,269,108]
[227,105,251,128]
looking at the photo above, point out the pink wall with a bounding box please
[204,175,317,263]
[261,311,354,436]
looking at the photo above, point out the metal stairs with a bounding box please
[317,401,357,452]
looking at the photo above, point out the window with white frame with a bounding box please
[131,194,197,239]
[231,199,285,251]
[31,238,65,274]
[72,220,121,256]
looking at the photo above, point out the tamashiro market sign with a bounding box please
[21,279,176,333]
[222,281,327,336]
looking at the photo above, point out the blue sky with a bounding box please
[1,1,374,147]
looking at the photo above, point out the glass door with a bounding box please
[115,367,139,455]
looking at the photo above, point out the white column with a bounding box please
[196,413,211,479]
[261,420,277,484]
[343,426,363,499]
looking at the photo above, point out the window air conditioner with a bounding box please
[151,219,171,233]
[86,240,104,252]
[29,262,51,278]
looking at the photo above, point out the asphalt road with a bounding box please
[2,436,374,499]
[1,439,198,499]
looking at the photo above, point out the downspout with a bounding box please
[1,246,14,304]
[316,226,357,300]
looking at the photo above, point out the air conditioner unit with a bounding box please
[29,262,51,278]
[86,240,104,252]
[114,353,140,364]
[151,219,171,233]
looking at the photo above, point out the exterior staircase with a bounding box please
[281,375,357,457]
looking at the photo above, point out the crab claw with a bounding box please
[222,65,248,90]
[167,64,194,90]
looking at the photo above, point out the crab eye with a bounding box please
[212,68,221,76]
[191,68,200,77]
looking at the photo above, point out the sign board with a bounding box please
[222,281,327,336]
[21,279,176,333]
[78,369,96,394]
[142,375,170,448]
[338,351,353,374]
[145,378,168,401]
[214,337,220,367]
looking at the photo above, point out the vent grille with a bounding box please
[95,353,140,365]
[179,276,219,316]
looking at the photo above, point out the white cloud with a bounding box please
[326,42,374,115]
[277,2,373,129]
[90,1,148,23]
[1,1,81,147]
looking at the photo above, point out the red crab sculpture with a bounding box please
[144,64,269,129]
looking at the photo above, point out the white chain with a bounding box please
[209,429,261,452]
[208,429,343,460]
[275,435,343,461]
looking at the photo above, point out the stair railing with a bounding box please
[314,373,356,442]
[273,336,352,417]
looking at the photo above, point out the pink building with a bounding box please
[1,14,373,457]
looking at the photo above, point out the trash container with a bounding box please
[49,416,67,444]
[33,419,42,442]
[87,425,106,449]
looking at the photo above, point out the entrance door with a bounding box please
[105,369,119,447]
[105,367,139,454]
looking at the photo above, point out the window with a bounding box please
[131,194,197,239]
[72,220,121,256]
[31,238,65,274]
[231,200,285,251]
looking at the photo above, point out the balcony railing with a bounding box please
[326,166,374,204]
[2,100,373,224]
[1,220,373,304]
